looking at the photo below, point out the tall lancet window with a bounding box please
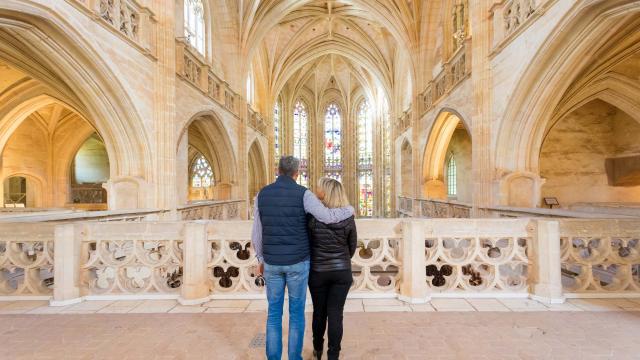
[184,0,205,54]
[382,100,392,217]
[191,154,214,188]
[357,100,374,217]
[293,100,309,186]
[447,154,457,197]
[273,102,281,179]
[324,103,342,181]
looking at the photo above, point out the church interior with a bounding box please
[0,0,639,358]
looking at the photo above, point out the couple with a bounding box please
[251,156,357,360]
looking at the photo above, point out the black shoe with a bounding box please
[313,349,322,360]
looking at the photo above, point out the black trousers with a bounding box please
[308,270,353,360]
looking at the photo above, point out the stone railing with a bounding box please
[0,223,55,299]
[559,219,640,295]
[178,200,242,221]
[79,222,184,298]
[70,184,107,204]
[420,41,471,115]
[416,199,472,218]
[3,218,639,305]
[175,41,242,118]
[503,0,537,36]
[395,110,411,134]
[0,209,165,223]
[247,106,267,135]
[397,196,413,217]
[206,219,403,298]
[423,219,530,295]
[69,0,156,55]
[480,206,638,219]
[489,0,549,51]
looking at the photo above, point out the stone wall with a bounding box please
[540,100,640,206]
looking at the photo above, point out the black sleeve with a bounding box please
[347,218,357,258]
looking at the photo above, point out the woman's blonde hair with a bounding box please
[317,177,350,208]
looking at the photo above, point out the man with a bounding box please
[251,156,354,360]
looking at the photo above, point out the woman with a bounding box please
[308,177,357,360]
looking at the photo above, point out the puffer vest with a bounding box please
[258,175,309,265]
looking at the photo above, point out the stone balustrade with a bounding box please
[490,0,550,51]
[397,196,413,217]
[1,218,638,305]
[419,40,471,116]
[0,223,55,299]
[175,42,242,118]
[70,0,156,55]
[560,219,640,295]
[247,106,267,135]
[415,198,472,218]
[395,110,412,134]
[177,200,242,221]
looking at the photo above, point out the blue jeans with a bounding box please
[264,259,310,360]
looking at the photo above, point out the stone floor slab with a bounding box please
[1,311,639,359]
[430,299,475,312]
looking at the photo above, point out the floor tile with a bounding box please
[467,298,510,312]
[204,307,245,313]
[0,300,49,314]
[203,299,250,308]
[543,302,583,311]
[410,303,436,312]
[430,299,475,312]
[364,305,412,312]
[498,299,548,311]
[129,300,177,313]
[568,299,624,311]
[362,298,405,306]
[168,305,206,313]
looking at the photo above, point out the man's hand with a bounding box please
[258,263,264,276]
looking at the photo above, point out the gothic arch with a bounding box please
[496,0,640,174]
[178,111,238,187]
[400,138,413,197]
[248,140,267,203]
[2,172,44,208]
[0,6,151,180]
[422,108,471,200]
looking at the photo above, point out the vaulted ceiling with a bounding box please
[239,0,425,110]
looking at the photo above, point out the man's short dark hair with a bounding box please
[278,156,300,177]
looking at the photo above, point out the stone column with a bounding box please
[50,224,83,306]
[152,0,178,218]
[530,219,565,303]
[178,222,210,305]
[469,0,494,217]
[399,220,428,303]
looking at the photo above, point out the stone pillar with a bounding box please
[399,220,428,303]
[530,219,565,303]
[178,222,210,305]
[469,1,494,217]
[152,0,178,218]
[50,224,83,306]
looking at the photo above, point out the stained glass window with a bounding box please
[293,100,309,187]
[358,170,373,217]
[273,102,281,179]
[191,154,213,188]
[184,0,205,55]
[358,100,374,217]
[324,103,342,178]
[447,155,457,197]
[382,100,392,217]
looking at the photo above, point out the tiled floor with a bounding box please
[2,297,640,315]
[0,298,639,359]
